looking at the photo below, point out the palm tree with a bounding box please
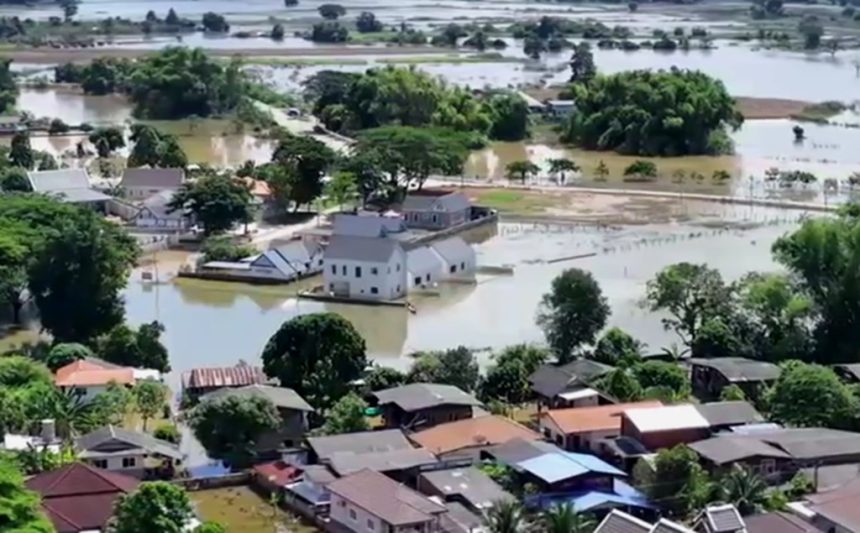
[542,503,595,533]
[722,466,768,515]
[39,389,99,441]
[484,499,527,533]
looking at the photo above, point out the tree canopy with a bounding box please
[110,481,195,533]
[406,346,480,392]
[169,174,253,234]
[189,395,281,469]
[96,321,171,372]
[320,392,370,434]
[261,313,367,411]
[0,456,54,532]
[562,69,743,156]
[766,361,857,429]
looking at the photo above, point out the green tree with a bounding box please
[96,321,171,373]
[569,42,596,84]
[484,500,527,533]
[320,392,369,434]
[31,387,101,440]
[153,423,181,444]
[633,361,690,400]
[646,445,713,515]
[720,384,746,401]
[261,313,367,411]
[623,160,657,180]
[48,118,70,135]
[592,327,642,367]
[189,395,281,468]
[128,125,187,168]
[318,3,346,19]
[110,481,195,533]
[195,522,227,533]
[480,345,549,404]
[0,457,54,533]
[0,227,29,323]
[594,160,609,181]
[721,466,768,516]
[0,356,52,389]
[169,175,253,234]
[325,171,358,211]
[595,368,643,402]
[542,503,595,533]
[93,381,134,425]
[0,59,18,114]
[486,92,530,141]
[1,168,30,192]
[28,209,139,342]
[271,23,285,40]
[548,158,580,183]
[646,263,733,344]
[523,33,547,59]
[311,21,349,43]
[89,127,126,158]
[200,236,255,263]
[271,134,337,210]
[407,346,480,392]
[9,132,33,169]
[798,15,823,49]
[766,361,856,429]
[356,11,383,32]
[563,69,742,156]
[201,12,229,32]
[364,365,406,392]
[537,268,610,362]
[45,342,94,372]
[505,160,540,182]
[133,380,166,431]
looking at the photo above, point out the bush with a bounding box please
[48,118,70,135]
[153,423,181,444]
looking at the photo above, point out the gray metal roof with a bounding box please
[529,359,614,398]
[418,467,513,510]
[594,510,651,533]
[324,235,403,263]
[760,427,860,460]
[429,237,473,265]
[401,192,471,213]
[328,448,438,476]
[75,425,183,460]
[331,214,406,237]
[441,502,483,533]
[407,246,443,276]
[199,384,313,412]
[743,512,820,533]
[136,190,183,220]
[695,401,763,427]
[307,429,412,461]
[373,383,481,412]
[705,504,745,532]
[689,357,780,382]
[27,169,91,192]
[120,168,184,189]
[688,436,789,465]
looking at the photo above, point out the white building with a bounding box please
[407,246,444,289]
[131,190,190,230]
[120,167,185,200]
[202,241,325,282]
[430,237,476,279]
[332,213,408,238]
[323,235,408,300]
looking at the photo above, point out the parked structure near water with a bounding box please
[120,167,185,200]
[400,190,472,231]
[131,190,191,231]
[199,240,324,283]
[324,235,408,300]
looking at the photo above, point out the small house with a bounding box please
[409,414,540,460]
[306,428,414,464]
[131,190,191,231]
[694,400,764,431]
[400,190,472,231]
[621,404,711,451]
[430,237,476,279]
[373,383,481,430]
[54,358,136,402]
[546,99,576,118]
[539,400,662,453]
[323,235,408,300]
[417,466,513,514]
[407,245,444,289]
[594,510,695,533]
[27,169,110,208]
[284,464,336,518]
[529,359,615,410]
[331,213,408,238]
[120,167,184,200]
[75,425,184,479]
[696,504,747,533]
[690,357,781,401]
[180,363,269,401]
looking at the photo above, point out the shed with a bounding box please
[430,237,476,278]
[407,245,444,288]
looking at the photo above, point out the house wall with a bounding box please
[383,404,472,430]
[84,452,146,478]
[126,186,177,200]
[329,493,388,532]
[403,207,469,230]
[435,247,476,280]
[626,425,710,451]
[134,214,187,230]
[324,249,407,300]
[538,416,617,452]
[255,409,308,451]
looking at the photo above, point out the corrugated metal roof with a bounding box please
[429,237,473,265]
[120,168,184,189]
[181,365,268,390]
[27,169,91,192]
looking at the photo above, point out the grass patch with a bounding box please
[469,189,560,215]
[377,53,520,65]
[347,31,400,44]
[191,486,317,533]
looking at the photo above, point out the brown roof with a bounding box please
[328,469,447,526]
[409,415,540,455]
[54,359,134,387]
[181,364,268,390]
[744,512,820,533]
[543,401,663,434]
[26,463,139,533]
[806,479,860,532]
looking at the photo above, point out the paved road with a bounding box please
[252,100,352,153]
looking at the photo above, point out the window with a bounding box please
[460,262,465,270]
[450,265,456,274]
[329,284,334,292]
[396,285,401,292]
[93,459,107,469]
[355,266,362,278]
[331,265,336,275]
[432,214,438,223]
[370,287,378,295]
[122,457,136,468]
[342,265,346,275]
[349,509,357,521]
[414,277,421,285]
[396,263,401,272]
[339,500,346,508]
[367,519,375,530]
[371,267,378,275]
[425,274,430,282]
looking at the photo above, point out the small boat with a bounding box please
[406,302,417,314]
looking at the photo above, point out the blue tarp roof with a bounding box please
[514,450,625,483]
[560,452,626,476]
[525,480,653,513]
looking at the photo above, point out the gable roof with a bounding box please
[307,429,412,461]
[181,364,268,391]
[328,448,438,476]
[407,245,444,275]
[54,359,134,387]
[704,504,746,532]
[744,512,819,533]
[327,469,447,526]
[325,235,403,263]
[543,401,662,435]
[200,384,313,412]
[401,191,471,213]
[758,427,860,460]
[27,168,91,192]
[409,415,540,455]
[429,237,473,264]
[688,436,789,465]
[332,214,406,237]
[695,401,763,427]
[26,462,139,533]
[418,466,513,510]
[529,359,614,398]
[75,425,182,460]
[690,357,780,382]
[594,509,651,532]
[623,404,710,433]
[120,167,184,189]
[135,189,184,220]
[374,383,481,412]
[486,438,625,484]
[251,241,323,275]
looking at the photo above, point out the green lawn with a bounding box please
[191,486,318,533]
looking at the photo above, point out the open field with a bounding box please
[191,486,318,533]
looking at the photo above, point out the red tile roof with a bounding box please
[26,463,139,533]
[543,401,663,434]
[409,415,541,455]
[181,364,268,390]
[253,461,303,487]
[54,359,134,387]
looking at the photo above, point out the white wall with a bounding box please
[330,493,386,532]
[134,215,185,230]
[435,247,476,280]
[324,249,407,300]
[539,415,616,452]
[85,452,145,473]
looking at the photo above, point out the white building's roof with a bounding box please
[624,404,710,433]
[430,237,474,264]
[558,388,599,401]
[407,246,444,276]
[325,235,403,263]
[3,434,61,453]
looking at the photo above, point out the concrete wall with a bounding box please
[330,493,388,533]
[403,208,469,231]
[323,249,408,300]
[538,416,616,452]
[84,452,146,477]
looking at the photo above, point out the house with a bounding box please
[529,359,615,409]
[417,466,513,513]
[400,190,472,231]
[373,383,482,430]
[26,462,139,533]
[328,469,448,533]
[120,167,184,200]
[594,509,695,533]
[284,464,337,518]
[75,425,184,479]
[180,363,269,401]
[539,400,662,453]
[517,91,546,114]
[546,99,576,118]
[200,384,313,450]
[440,501,485,533]
[407,245,444,289]
[332,213,409,238]
[688,435,791,479]
[694,401,764,431]
[27,168,111,207]
[307,428,414,463]
[482,438,651,513]
[252,460,303,493]
[327,447,439,478]
[131,190,191,230]
[744,512,820,533]
[803,479,860,532]
[323,235,408,300]
[696,504,747,533]
[201,241,324,282]
[54,358,135,402]
[430,237,476,279]
[0,114,23,134]
[409,414,541,460]
[621,404,711,451]
[689,358,780,401]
